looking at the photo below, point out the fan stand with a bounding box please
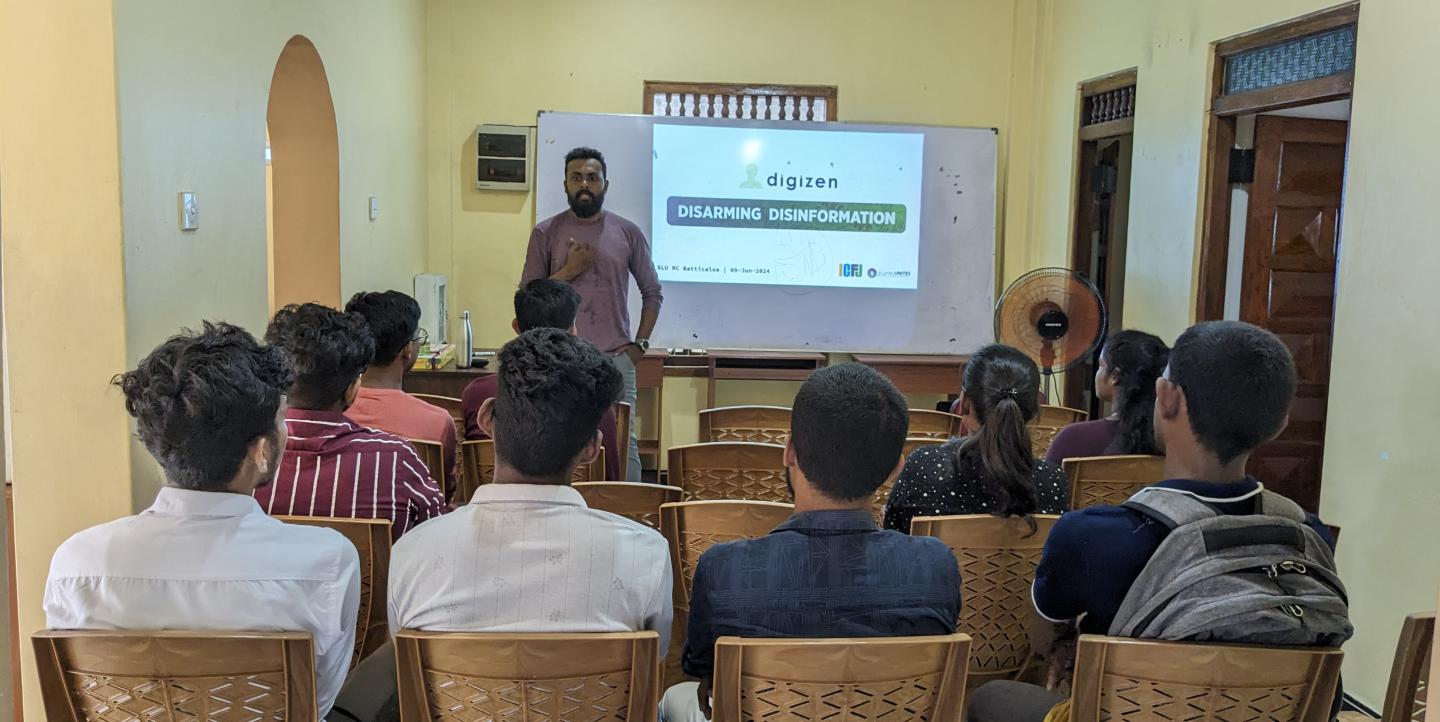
[1040,340,1058,404]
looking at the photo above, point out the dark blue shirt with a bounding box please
[682,509,961,679]
[1032,478,1337,634]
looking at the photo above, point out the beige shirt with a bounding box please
[388,483,672,653]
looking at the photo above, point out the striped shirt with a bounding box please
[254,409,446,540]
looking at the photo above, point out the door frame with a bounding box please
[1193,2,1359,321]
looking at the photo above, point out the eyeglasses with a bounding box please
[412,328,430,346]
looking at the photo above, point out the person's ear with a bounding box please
[343,375,362,410]
[246,435,272,476]
[1269,414,1291,442]
[1155,377,1183,420]
[402,341,420,368]
[887,450,906,482]
[511,318,521,335]
[601,177,610,195]
[783,439,798,470]
[579,429,602,466]
[568,324,578,335]
[477,398,496,438]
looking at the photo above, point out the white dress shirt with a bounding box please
[44,487,361,718]
[389,483,672,652]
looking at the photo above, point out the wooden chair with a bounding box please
[1070,635,1343,722]
[668,442,788,502]
[1064,455,1166,509]
[575,482,682,529]
[909,409,965,440]
[1365,612,1433,722]
[615,400,633,480]
[457,439,603,499]
[870,437,947,520]
[911,514,1060,686]
[34,630,318,722]
[1030,404,1089,457]
[659,500,795,687]
[408,438,451,501]
[711,634,973,722]
[395,631,660,722]
[698,405,792,445]
[413,392,465,439]
[278,516,392,671]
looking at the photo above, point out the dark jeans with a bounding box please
[331,642,400,722]
[966,681,1066,722]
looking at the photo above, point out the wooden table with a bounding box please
[705,350,828,408]
[403,364,493,399]
[851,353,969,396]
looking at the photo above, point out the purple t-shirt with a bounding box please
[521,210,663,353]
[1044,419,1122,463]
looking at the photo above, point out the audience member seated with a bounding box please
[388,328,670,642]
[966,321,1346,722]
[461,278,620,480]
[344,290,458,487]
[1045,330,1169,463]
[44,323,362,719]
[661,363,962,722]
[254,303,444,540]
[885,344,1067,533]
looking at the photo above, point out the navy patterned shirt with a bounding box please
[681,509,962,679]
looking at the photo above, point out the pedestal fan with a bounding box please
[994,267,1108,401]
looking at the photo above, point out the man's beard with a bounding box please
[568,189,604,218]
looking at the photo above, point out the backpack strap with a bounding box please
[1121,486,1226,530]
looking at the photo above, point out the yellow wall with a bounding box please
[113,0,430,508]
[1023,0,1440,705]
[0,1,135,717]
[426,0,1041,349]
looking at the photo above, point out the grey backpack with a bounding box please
[1107,486,1352,647]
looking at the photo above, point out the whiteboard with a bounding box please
[534,112,996,354]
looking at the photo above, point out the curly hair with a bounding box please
[344,290,422,366]
[264,303,374,409]
[493,328,622,479]
[115,322,294,491]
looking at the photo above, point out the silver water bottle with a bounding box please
[457,310,474,368]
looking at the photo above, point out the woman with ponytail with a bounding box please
[1044,330,1170,463]
[884,344,1068,533]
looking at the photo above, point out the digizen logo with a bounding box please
[839,263,865,278]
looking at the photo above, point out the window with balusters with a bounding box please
[643,81,838,122]
[1082,82,1136,127]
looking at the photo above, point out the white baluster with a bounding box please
[798,97,811,121]
[669,94,682,117]
[812,98,828,122]
[652,93,667,116]
[754,96,767,120]
[783,96,796,121]
[713,94,724,117]
[683,93,696,117]
[727,95,739,118]
[771,97,784,120]
[742,95,754,119]
[699,94,711,117]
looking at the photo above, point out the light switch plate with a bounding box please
[368,196,379,221]
[178,192,199,231]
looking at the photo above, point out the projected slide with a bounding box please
[651,124,924,290]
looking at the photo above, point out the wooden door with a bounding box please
[1240,116,1347,512]
[1066,136,1132,415]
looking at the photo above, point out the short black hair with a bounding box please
[344,290,421,366]
[790,363,909,501]
[115,323,294,491]
[564,146,607,178]
[514,279,582,332]
[494,328,622,479]
[264,303,375,409]
[1168,321,1296,465]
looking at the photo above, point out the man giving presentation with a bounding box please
[521,146,661,482]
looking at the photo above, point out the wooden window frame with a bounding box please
[643,80,838,121]
[1194,2,1358,321]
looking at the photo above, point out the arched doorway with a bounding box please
[266,35,340,310]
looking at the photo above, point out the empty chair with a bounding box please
[459,439,604,499]
[698,405,792,444]
[1030,405,1089,457]
[1070,635,1343,722]
[34,630,319,722]
[277,516,392,671]
[1064,455,1166,509]
[408,438,451,501]
[1362,612,1434,722]
[710,634,972,722]
[668,442,787,502]
[659,500,794,686]
[615,400,633,480]
[575,481,682,529]
[395,631,660,722]
[911,514,1058,686]
[909,409,965,440]
[870,437,946,520]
